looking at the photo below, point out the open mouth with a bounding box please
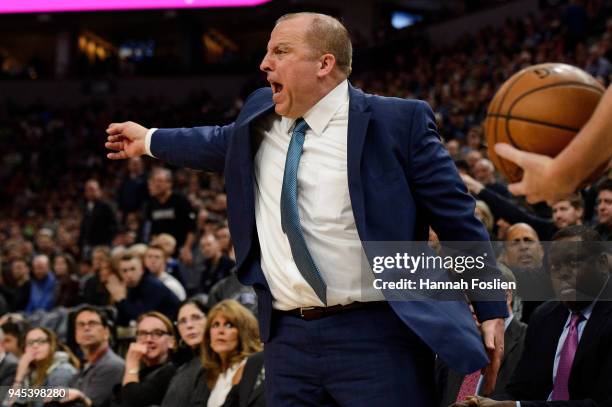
[270,81,283,95]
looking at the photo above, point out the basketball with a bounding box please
[484,63,606,184]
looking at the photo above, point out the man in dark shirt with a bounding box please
[79,179,118,260]
[117,157,149,220]
[141,167,196,264]
[106,253,180,326]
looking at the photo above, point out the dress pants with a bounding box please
[264,303,436,407]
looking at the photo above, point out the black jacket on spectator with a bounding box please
[9,280,31,312]
[495,280,612,406]
[113,361,177,407]
[141,193,196,250]
[115,272,180,326]
[160,355,202,407]
[79,200,118,258]
[55,275,81,308]
[191,352,265,407]
[594,224,612,241]
[80,275,111,307]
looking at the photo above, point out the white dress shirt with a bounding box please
[147,79,383,310]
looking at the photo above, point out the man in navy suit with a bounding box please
[105,12,507,406]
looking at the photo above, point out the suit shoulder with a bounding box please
[365,93,431,114]
[244,87,273,108]
[530,300,563,323]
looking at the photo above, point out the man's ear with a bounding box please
[317,53,336,77]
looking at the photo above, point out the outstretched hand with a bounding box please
[479,318,505,396]
[494,143,575,205]
[105,121,149,160]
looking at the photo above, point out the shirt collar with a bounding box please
[281,79,349,137]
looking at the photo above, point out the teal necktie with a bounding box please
[280,118,327,304]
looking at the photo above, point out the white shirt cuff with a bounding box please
[145,128,158,157]
[516,402,521,407]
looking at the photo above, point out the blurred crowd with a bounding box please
[0,1,611,406]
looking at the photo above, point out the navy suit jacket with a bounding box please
[150,84,507,373]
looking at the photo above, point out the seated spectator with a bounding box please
[472,158,511,198]
[474,200,494,239]
[161,299,208,407]
[8,327,78,407]
[0,319,29,358]
[106,253,180,326]
[199,234,235,295]
[8,259,31,312]
[436,268,527,405]
[151,234,183,285]
[595,180,612,241]
[114,312,177,407]
[191,300,264,407]
[214,226,235,261]
[34,228,58,258]
[143,245,186,301]
[500,223,553,323]
[26,254,56,313]
[0,327,18,401]
[457,226,612,406]
[81,255,116,307]
[61,306,125,407]
[207,270,258,317]
[53,253,80,308]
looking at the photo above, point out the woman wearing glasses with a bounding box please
[161,299,208,407]
[7,327,78,406]
[115,312,177,407]
[192,299,265,407]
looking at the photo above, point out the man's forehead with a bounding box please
[77,311,101,322]
[507,227,538,241]
[552,200,571,208]
[269,17,310,44]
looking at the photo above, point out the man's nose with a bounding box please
[260,54,272,73]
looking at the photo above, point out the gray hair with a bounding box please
[277,12,352,76]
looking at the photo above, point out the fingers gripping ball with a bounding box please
[484,63,606,184]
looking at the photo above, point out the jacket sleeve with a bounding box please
[406,100,507,321]
[477,187,555,240]
[150,122,235,173]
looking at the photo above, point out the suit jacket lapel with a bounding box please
[231,101,274,268]
[500,318,521,369]
[347,84,371,241]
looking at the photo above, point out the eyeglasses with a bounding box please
[26,338,49,346]
[176,314,205,327]
[76,321,103,329]
[136,329,170,339]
